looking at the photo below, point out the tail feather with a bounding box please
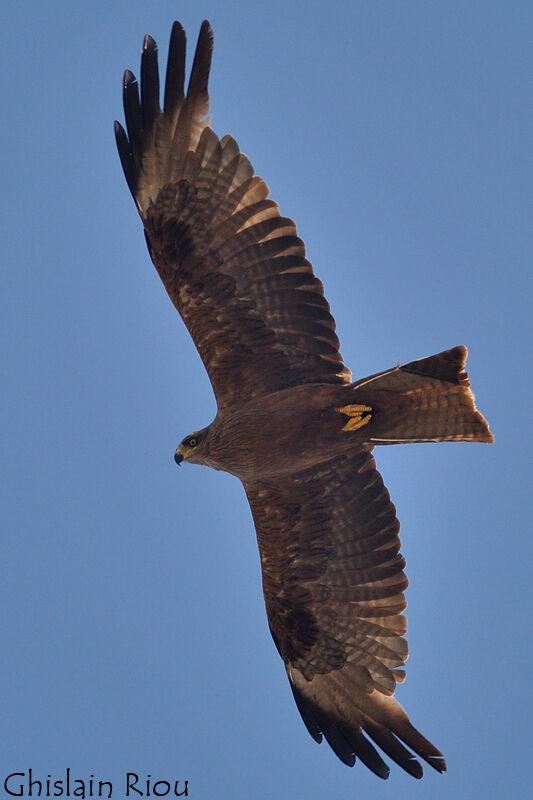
[352,345,493,444]
[402,344,471,383]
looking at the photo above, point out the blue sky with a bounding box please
[2,1,531,798]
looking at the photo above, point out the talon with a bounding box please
[335,404,372,432]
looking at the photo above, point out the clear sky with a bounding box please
[2,1,531,798]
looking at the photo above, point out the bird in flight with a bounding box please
[115,20,493,779]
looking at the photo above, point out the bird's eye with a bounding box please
[188,437,197,448]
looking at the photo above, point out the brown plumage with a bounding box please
[115,21,493,779]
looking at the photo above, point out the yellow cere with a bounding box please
[335,404,373,432]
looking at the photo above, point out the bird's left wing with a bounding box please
[243,448,446,779]
[115,21,351,410]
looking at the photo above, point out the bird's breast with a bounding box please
[210,384,361,480]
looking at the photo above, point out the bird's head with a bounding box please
[174,426,211,466]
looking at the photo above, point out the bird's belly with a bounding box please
[212,386,358,480]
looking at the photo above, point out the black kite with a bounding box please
[115,21,493,779]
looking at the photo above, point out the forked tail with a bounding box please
[352,345,493,444]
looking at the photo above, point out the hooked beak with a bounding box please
[174,449,184,466]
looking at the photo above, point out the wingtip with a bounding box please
[197,19,215,58]
[114,119,125,138]
[429,754,448,774]
[405,758,424,779]
[114,120,137,199]
[123,68,136,90]
[170,20,186,37]
[142,33,157,53]
[187,19,214,97]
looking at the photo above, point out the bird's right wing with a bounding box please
[244,448,446,779]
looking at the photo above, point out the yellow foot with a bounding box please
[335,404,373,432]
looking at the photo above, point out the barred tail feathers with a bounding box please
[354,346,493,444]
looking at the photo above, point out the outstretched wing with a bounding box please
[115,21,351,410]
[244,448,446,779]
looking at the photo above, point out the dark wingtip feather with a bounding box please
[141,34,160,130]
[322,726,356,767]
[289,679,323,743]
[396,722,447,774]
[122,69,143,164]
[342,726,391,780]
[122,68,137,93]
[362,718,425,779]
[164,21,186,115]
[186,19,214,104]
[116,20,216,215]
[405,759,424,779]
[428,753,447,774]
[114,120,136,197]
[201,18,214,38]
